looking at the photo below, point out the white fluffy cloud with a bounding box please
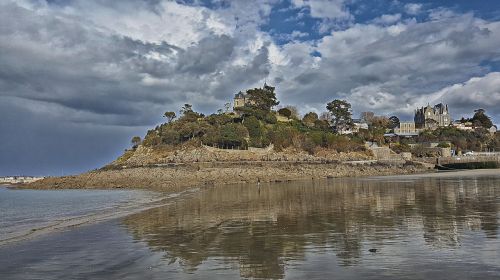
[269,12,500,122]
[419,72,500,118]
[292,0,351,20]
[405,3,423,15]
[372,14,402,25]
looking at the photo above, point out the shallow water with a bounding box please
[0,186,151,242]
[1,173,500,279]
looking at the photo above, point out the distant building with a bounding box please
[489,125,497,135]
[414,103,452,129]
[337,119,368,135]
[353,119,369,130]
[394,121,419,136]
[0,176,45,184]
[452,120,474,131]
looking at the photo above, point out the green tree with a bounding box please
[163,111,176,123]
[285,106,299,119]
[131,136,141,148]
[178,104,203,122]
[206,113,233,126]
[302,112,319,127]
[278,108,292,118]
[218,123,249,149]
[246,87,279,111]
[437,142,451,148]
[244,116,263,146]
[180,104,193,116]
[326,99,353,132]
[472,109,493,128]
[371,116,391,129]
[161,128,180,145]
[388,116,400,129]
[361,112,375,124]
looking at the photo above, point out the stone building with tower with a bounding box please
[233,83,275,111]
[233,91,248,110]
[414,103,452,129]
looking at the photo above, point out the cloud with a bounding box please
[176,35,236,75]
[372,14,402,25]
[0,0,277,174]
[405,3,423,15]
[291,0,351,20]
[270,13,500,122]
[418,72,500,120]
[2,0,500,175]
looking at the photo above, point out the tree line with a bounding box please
[130,86,499,156]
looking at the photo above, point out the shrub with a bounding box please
[278,108,292,118]
[302,136,316,155]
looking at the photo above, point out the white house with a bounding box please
[489,125,497,135]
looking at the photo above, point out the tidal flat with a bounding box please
[1,170,500,279]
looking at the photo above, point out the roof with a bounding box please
[352,118,367,123]
[234,91,246,98]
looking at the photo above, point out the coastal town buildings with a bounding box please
[414,103,452,129]
[0,176,45,184]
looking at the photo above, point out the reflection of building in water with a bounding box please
[123,177,499,279]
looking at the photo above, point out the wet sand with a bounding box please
[4,169,498,247]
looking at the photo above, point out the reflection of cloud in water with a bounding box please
[122,176,500,279]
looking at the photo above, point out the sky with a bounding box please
[1,0,500,176]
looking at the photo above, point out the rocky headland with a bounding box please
[25,145,430,191]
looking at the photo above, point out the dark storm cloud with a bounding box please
[0,2,245,126]
[0,1,273,175]
[293,71,328,85]
[176,35,236,75]
[0,97,141,176]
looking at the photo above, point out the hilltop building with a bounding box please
[233,83,275,111]
[233,91,248,110]
[414,103,452,129]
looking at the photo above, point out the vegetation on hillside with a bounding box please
[139,86,370,155]
[132,85,498,158]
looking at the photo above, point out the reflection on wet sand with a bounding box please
[122,176,500,279]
